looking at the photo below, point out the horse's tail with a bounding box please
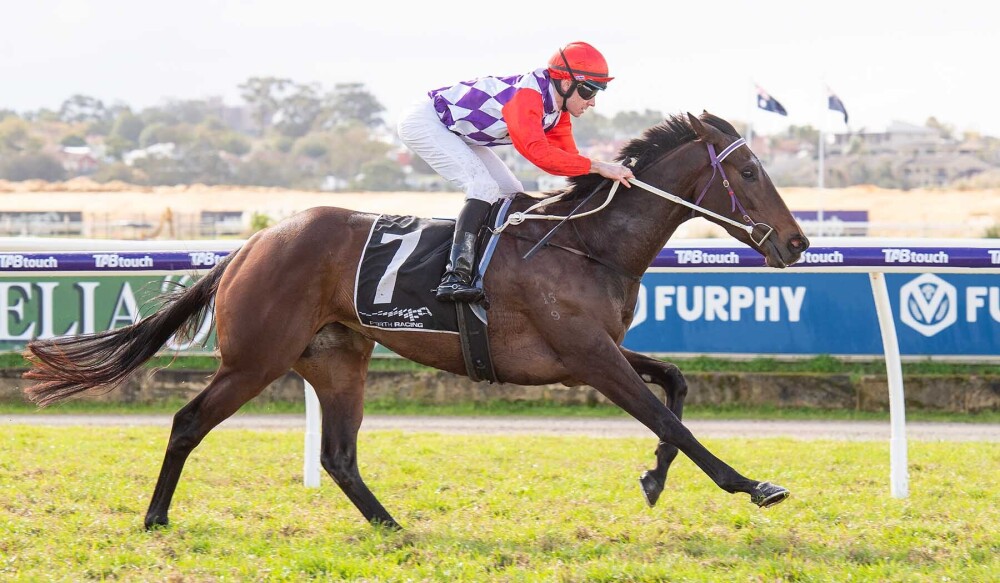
[22,251,239,407]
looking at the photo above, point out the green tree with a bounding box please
[104,134,135,161]
[323,123,392,181]
[60,135,87,147]
[239,76,293,135]
[217,133,251,156]
[232,152,292,186]
[323,83,385,129]
[138,123,192,148]
[0,153,66,181]
[352,158,406,191]
[59,94,109,124]
[111,111,146,144]
[571,110,612,145]
[293,135,329,159]
[0,117,40,153]
[611,109,666,137]
[275,83,323,137]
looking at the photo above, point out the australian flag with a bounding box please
[756,85,787,116]
[828,90,849,124]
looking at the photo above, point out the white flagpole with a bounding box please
[818,85,828,235]
[746,80,755,148]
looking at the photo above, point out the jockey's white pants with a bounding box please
[397,99,523,203]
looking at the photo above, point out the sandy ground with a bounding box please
[2,179,999,238]
[3,414,998,441]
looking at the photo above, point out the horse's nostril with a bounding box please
[789,235,810,252]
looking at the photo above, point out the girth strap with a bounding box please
[455,302,498,383]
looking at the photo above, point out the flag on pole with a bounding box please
[755,84,787,116]
[828,89,849,124]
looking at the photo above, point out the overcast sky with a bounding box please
[4,1,998,137]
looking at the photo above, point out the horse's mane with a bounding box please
[530,112,740,202]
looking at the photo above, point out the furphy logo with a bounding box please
[630,283,806,328]
[189,252,228,267]
[0,254,58,269]
[92,253,154,269]
[674,250,740,265]
[899,274,957,337]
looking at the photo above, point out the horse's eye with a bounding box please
[741,168,755,180]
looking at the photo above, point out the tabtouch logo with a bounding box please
[899,273,957,337]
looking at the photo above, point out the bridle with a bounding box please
[497,137,775,248]
[629,138,774,247]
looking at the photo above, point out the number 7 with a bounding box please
[374,230,422,304]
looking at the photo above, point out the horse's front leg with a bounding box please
[620,348,687,507]
[563,337,788,508]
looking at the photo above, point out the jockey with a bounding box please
[397,41,634,303]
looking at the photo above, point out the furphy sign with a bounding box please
[2,243,997,357]
[624,272,1000,356]
[0,275,216,353]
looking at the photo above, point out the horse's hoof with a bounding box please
[144,515,169,530]
[371,517,403,531]
[750,482,789,508]
[639,471,663,507]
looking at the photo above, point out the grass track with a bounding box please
[2,426,998,581]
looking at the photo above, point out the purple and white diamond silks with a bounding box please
[429,68,561,147]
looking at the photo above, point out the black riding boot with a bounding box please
[436,199,492,303]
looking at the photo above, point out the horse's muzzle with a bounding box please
[763,233,809,268]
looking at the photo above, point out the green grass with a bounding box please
[5,397,1000,424]
[5,351,999,376]
[1,426,997,581]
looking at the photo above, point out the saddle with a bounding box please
[354,202,512,383]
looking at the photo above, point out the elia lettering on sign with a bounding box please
[0,276,215,351]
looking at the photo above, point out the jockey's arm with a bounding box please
[504,90,632,187]
[503,90,590,176]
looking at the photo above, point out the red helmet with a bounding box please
[547,42,614,89]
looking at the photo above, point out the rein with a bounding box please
[495,138,774,248]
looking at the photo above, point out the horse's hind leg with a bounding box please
[294,324,401,530]
[621,348,688,508]
[144,365,287,529]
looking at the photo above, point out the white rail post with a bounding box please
[868,272,909,498]
[303,381,322,487]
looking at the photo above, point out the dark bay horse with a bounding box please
[23,112,809,530]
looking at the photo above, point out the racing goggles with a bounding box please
[576,80,606,100]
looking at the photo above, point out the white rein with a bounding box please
[494,138,758,237]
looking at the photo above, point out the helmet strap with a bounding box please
[553,48,580,112]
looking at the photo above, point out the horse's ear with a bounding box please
[687,112,708,138]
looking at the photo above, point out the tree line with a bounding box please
[1,78,998,190]
[0,77,701,190]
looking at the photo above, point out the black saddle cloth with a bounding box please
[354,215,458,333]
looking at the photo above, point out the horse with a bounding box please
[23,111,809,530]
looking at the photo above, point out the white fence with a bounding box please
[3,236,999,498]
